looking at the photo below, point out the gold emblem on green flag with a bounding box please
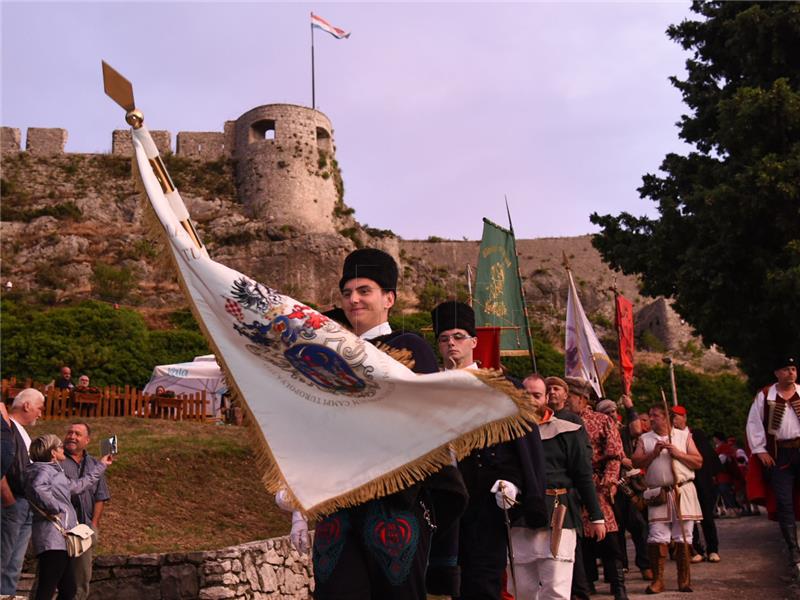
[474,218,532,356]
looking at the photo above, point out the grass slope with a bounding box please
[30,418,288,556]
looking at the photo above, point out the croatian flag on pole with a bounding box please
[311,12,351,39]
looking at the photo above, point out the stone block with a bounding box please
[186,551,207,564]
[111,129,171,156]
[112,567,143,579]
[161,563,200,600]
[264,547,282,565]
[128,553,163,566]
[199,585,236,599]
[90,578,161,600]
[176,131,231,160]
[26,128,67,155]
[1,127,21,154]
[94,555,128,567]
[258,564,278,593]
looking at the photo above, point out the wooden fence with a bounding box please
[1,378,211,421]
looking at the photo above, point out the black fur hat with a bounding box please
[338,248,398,291]
[431,301,476,338]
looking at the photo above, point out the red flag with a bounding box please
[475,326,502,370]
[615,294,635,395]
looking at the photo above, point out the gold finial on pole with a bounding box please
[102,61,143,129]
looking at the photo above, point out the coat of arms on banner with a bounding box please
[224,276,380,398]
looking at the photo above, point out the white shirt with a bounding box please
[746,383,800,454]
[359,321,392,341]
[9,416,32,458]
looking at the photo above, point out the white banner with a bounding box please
[565,270,614,398]
[131,126,533,516]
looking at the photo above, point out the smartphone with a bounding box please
[100,435,118,456]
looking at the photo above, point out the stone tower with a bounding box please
[234,104,343,235]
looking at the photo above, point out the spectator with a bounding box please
[75,375,90,390]
[1,388,46,596]
[62,422,110,600]
[713,431,742,516]
[25,434,111,600]
[49,366,75,392]
[1,401,13,479]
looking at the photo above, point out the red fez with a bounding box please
[671,405,687,417]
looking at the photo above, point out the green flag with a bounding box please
[473,218,531,356]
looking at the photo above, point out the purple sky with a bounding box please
[1,1,693,240]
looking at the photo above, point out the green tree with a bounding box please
[0,300,209,387]
[590,2,800,385]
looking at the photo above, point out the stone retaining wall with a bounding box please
[87,535,313,600]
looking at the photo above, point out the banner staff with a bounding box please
[310,16,316,109]
[506,196,537,374]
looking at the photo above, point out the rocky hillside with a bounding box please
[0,152,736,371]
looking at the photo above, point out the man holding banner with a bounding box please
[307,249,468,599]
[431,300,547,600]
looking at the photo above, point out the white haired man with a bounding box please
[1,388,45,596]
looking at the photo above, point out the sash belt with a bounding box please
[546,488,568,496]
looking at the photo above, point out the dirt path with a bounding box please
[592,515,800,600]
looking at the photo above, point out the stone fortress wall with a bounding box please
[1,103,342,236]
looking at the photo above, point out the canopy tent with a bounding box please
[143,355,227,416]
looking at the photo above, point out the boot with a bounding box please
[779,523,800,566]
[645,543,667,594]
[676,542,693,592]
[609,564,629,600]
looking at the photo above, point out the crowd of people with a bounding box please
[0,389,113,600]
[1,246,797,600]
[276,247,799,600]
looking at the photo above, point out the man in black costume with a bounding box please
[307,249,469,600]
[431,300,547,600]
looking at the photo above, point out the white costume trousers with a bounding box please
[647,518,694,544]
[509,526,576,600]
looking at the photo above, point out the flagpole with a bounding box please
[310,15,316,110]
[506,196,537,374]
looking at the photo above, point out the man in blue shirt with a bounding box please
[61,422,111,600]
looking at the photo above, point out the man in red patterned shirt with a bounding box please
[566,376,628,600]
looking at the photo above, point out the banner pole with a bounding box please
[506,196,537,374]
[310,17,316,110]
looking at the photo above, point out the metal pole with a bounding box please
[311,21,316,109]
[662,356,678,406]
[506,196,537,374]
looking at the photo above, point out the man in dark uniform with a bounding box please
[308,249,468,600]
[431,300,547,600]
[512,373,606,599]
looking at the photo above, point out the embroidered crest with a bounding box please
[313,511,350,583]
[363,505,420,585]
[224,277,380,398]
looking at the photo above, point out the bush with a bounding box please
[417,283,449,311]
[92,264,136,303]
[0,299,210,387]
[640,330,667,353]
[1,201,83,223]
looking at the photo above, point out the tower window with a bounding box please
[250,119,276,143]
[316,127,331,152]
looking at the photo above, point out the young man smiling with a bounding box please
[300,249,467,600]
